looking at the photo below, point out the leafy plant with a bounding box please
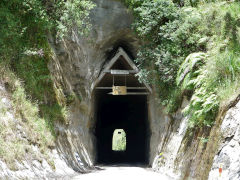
[181,3,240,127]
[0,0,95,169]
[126,1,240,127]
[126,0,203,112]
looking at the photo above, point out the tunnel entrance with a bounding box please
[93,48,151,165]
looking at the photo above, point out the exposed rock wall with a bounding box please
[48,0,140,172]
[0,150,77,180]
[148,91,168,165]
[48,0,172,171]
[208,100,240,180]
[47,0,240,178]
[150,96,189,179]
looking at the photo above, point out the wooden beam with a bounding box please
[103,69,138,74]
[95,87,148,90]
[108,92,150,95]
[111,70,129,75]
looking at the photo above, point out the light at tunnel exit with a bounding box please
[112,129,126,151]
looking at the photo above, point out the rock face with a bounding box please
[208,101,240,180]
[48,0,141,172]
[48,0,170,171]
[1,1,239,179]
[0,150,77,180]
[47,0,240,178]
[0,83,76,179]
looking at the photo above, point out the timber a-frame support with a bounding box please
[93,47,152,94]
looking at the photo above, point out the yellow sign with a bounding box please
[112,86,127,95]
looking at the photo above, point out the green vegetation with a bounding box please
[0,67,54,170]
[0,0,239,169]
[0,0,94,169]
[124,0,240,128]
[125,0,203,111]
[112,129,127,151]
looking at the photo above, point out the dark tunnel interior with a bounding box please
[94,90,150,165]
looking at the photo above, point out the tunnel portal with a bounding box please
[94,48,151,165]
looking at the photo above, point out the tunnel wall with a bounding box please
[47,0,172,172]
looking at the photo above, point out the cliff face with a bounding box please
[0,82,76,179]
[48,0,139,172]
[208,99,240,180]
[47,0,174,171]
[47,0,240,178]
[0,0,239,179]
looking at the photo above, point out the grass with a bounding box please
[0,24,72,169]
[12,43,72,131]
[0,108,26,170]
[0,65,56,170]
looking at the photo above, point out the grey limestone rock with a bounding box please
[208,101,240,180]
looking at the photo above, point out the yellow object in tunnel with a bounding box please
[112,86,127,95]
